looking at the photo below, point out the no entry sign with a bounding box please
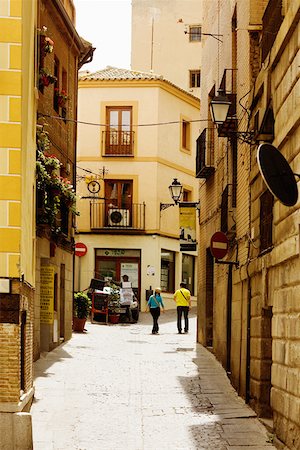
[210,232,228,259]
[75,242,87,257]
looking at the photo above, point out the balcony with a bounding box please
[102,130,134,156]
[90,202,145,232]
[196,128,215,179]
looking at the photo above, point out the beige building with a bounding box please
[131,0,202,98]
[198,0,300,448]
[76,67,200,310]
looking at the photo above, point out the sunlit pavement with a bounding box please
[31,310,276,450]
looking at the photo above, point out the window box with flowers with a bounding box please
[39,68,57,89]
[54,88,69,108]
[39,26,54,56]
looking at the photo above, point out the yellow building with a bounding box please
[198,0,300,447]
[0,0,36,446]
[76,67,200,310]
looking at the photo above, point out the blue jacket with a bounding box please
[147,294,164,309]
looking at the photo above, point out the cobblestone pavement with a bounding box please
[31,310,276,450]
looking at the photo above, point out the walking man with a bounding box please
[173,282,191,334]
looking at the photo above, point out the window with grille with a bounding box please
[260,190,274,253]
[189,25,201,42]
[190,70,201,88]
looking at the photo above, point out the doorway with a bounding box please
[60,264,65,339]
[206,248,214,347]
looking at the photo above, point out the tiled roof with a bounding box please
[78,66,200,101]
[79,66,164,81]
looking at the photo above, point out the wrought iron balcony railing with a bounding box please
[102,130,134,156]
[196,128,215,179]
[90,201,145,231]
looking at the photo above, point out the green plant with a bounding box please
[106,283,121,313]
[74,292,91,319]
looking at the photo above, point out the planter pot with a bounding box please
[58,97,66,108]
[73,317,87,332]
[109,314,120,324]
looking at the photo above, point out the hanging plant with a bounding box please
[36,129,79,231]
[39,68,57,88]
[39,26,54,55]
[54,88,69,108]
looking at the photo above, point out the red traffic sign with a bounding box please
[75,242,87,257]
[210,232,228,259]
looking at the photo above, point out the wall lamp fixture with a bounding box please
[160,178,183,211]
[210,89,256,144]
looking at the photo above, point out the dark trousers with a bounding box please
[150,307,160,332]
[177,306,189,332]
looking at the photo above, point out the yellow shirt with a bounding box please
[174,288,190,306]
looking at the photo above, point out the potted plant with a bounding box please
[54,88,69,108]
[39,68,57,88]
[73,291,91,332]
[107,283,121,324]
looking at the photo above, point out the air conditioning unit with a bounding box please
[108,209,129,226]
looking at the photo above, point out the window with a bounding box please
[190,70,201,88]
[160,250,175,293]
[260,190,274,253]
[105,180,132,227]
[182,254,195,295]
[104,106,133,156]
[189,25,201,42]
[182,120,190,150]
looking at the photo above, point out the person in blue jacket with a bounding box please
[146,288,165,334]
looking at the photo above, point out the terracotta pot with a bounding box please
[109,314,120,324]
[73,317,87,332]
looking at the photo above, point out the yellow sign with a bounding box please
[40,265,54,324]
[179,202,197,251]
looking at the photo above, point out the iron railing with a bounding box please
[196,128,215,179]
[90,201,145,230]
[102,130,134,156]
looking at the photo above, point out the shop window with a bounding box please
[160,249,175,293]
[181,254,195,295]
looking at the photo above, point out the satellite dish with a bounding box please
[257,143,298,207]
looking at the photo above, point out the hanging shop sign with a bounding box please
[179,202,198,251]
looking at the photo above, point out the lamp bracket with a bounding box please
[160,203,175,211]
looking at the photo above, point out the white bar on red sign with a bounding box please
[212,242,227,249]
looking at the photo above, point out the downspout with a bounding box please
[245,183,252,403]
[226,263,232,374]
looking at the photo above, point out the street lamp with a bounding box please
[210,89,231,124]
[160,178,183,211]
[210,89,256,144]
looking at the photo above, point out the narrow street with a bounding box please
[31,311,275,450]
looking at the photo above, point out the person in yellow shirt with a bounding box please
[173,282,191,334]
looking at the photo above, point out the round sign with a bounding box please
[210,231,228,259]
[87,180,100,194]
[75,242,87,257]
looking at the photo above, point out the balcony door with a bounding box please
[105,180,132,227]
[105,106,133,155]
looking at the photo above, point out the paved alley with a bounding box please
[31,311,276,450]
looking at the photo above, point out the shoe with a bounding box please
[178,331,182,334]
[184,330,188,333]
[152,331,155,334]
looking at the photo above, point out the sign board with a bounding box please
[210,231,228,259]
[179,202,198,251]
[40,265,54,324]
[75,242,87,257]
